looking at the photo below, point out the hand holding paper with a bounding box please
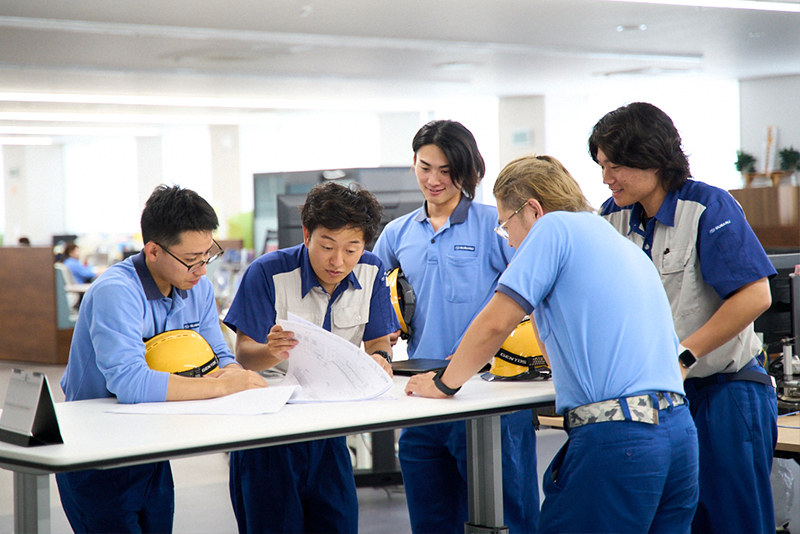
[279,316,393,402]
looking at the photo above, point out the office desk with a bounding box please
[777,413,800,456]
[541,412,800,457]
[0,375,555,534]
[63,284,91,294]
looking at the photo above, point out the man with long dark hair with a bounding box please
[591,102,777,534]
[374,120,539,534]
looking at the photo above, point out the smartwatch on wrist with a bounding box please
[432,367,461,396]
[372,350,392,364]
[678,344,697,369]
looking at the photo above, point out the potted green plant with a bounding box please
[779,146,800,172]
[735,150,757,173]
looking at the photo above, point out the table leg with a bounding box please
[464,415,508,534]
[14,472,50,534]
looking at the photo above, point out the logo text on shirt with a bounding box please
[454,245,475,252]
[183,322,200,329]
[708,220,731,234]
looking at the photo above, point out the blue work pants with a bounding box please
[229,437,358,534]
[538,403,698,533]
[56,461,174,533]
[684,374,777,534]
[399,409,539,534]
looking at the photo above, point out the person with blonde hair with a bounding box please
[407,154,699,533]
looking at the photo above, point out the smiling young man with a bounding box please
[57,185,266,534]
[590,102,777,534]
[223,181,398,534]
[373,120,539,534]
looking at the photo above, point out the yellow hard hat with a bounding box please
[144,329,220,377]
[482,318,551,382]
[387,268,415,340]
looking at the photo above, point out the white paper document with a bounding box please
[107,385,299,415]
[278,317,394,403]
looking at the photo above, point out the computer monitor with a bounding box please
[754,253,800,357]
[275,189,423,251]
[276,193,309,250]
[254,167,413,256]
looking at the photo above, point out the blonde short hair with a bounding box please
[493,155,593,214]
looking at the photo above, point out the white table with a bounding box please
[0,375,556,534]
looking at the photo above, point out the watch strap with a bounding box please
[372,350,391,364]
[678,344,697,369]
[432,367,461,396]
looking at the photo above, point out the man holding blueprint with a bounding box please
[224,181,399,534]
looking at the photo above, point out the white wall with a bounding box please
[3,144,66,245]
[740,75,800,175]
[63,138,139,235]
[545,78,741,210]
[0,85,742,242]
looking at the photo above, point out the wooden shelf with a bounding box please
[0,247,72,364]
[743,171,794,188]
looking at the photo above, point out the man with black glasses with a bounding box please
[57,184,266,534]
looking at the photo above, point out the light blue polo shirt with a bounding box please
[224,244,399,351]
[61,252,237,404]
[496,211,683,414]
[374,196,515,360]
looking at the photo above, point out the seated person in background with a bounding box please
[224,181,398,534]
[406,155,699,534]
[61,242,101,283]
[57,184,266,534]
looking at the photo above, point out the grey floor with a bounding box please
[1,362,799,533]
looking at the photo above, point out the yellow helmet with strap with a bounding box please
[387,268,415,340]
[482,318,551,382]
[144,329,220,377]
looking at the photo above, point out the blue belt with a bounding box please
[685,357,774,392]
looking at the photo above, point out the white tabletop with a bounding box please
[0,375,556,475]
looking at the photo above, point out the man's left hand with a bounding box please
[405,371,449,398]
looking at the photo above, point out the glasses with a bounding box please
[494,203,528,240]
[157,239,225,273]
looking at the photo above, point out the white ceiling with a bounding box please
[0,0,799,119]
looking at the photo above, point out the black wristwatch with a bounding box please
[372,350,392,364]
[432,367,461,396]
[678,344,697,370]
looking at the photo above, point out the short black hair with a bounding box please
[588,102,691,193]
[141,185,219,247]
[300,182,383,245]
[412,120,485,199]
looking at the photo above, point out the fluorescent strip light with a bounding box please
[0,136,53,146]
[0,126,159,136]
[601,0,800,12]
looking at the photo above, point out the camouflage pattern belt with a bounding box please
[567,392,685,429]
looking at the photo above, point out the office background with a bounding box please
[1,2,800,531]
[1,1,798,247]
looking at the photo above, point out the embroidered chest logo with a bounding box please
[453,245,475,252]
[183,322,200,329]
[708,220,731,235]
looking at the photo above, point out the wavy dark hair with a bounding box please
[141,185,219,247]
[301,182,383,245]
[412,120,485,199]
[588,102,691,192]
